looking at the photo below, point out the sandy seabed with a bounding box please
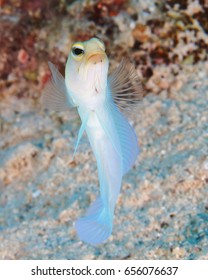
[0,0,208,259]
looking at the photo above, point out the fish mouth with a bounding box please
[87,52,107,65]
[79,51,108,81]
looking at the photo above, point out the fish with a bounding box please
[42,37,144,245]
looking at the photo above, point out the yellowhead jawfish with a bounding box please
[42,38,143,245]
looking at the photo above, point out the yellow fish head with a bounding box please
[65,38,109,97]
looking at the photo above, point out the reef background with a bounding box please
[0,0,208,259]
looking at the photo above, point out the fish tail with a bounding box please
[75,197,113,245]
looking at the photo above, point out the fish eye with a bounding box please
[72,47,84,56]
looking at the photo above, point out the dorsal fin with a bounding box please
[95,98,139,175]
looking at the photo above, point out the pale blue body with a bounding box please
[74,91,139,244]
[42,38,141,245]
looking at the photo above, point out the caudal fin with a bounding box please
[75,197,113,245]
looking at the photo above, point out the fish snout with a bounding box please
[87,52,107,65]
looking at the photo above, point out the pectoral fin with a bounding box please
[41,62,76,111]
[108,58,144,112]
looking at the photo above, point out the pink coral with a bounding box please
[17,49,29,64]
